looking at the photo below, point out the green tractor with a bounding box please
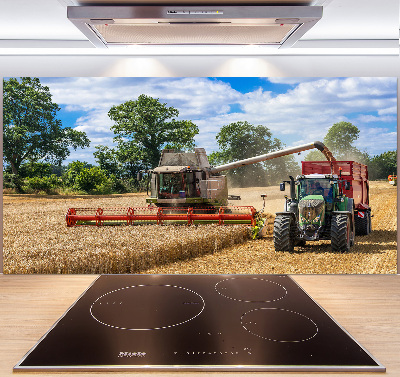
[274,174,355,252]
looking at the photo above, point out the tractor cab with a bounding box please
[295,175,337,238]
[297,175,336,210]
[278,173,351,242]
[298,175,333,199]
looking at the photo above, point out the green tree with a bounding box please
[62,161,109,193]
[24,175,61,195]
[209,121,299,187]
[94,145,139,192]
[18,162,53,178]
[62,161,93,187]
[304,149,326,161]
[324,121,360,159]
[108,94,199,170]
[305,121,368,163]
[3,77,90,179]
[94,145,121,178]
[368,150,397,180]
[74,167,108,193]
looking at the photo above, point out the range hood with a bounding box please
[67,5,322,48]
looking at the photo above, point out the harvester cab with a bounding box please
[143,148,228,208]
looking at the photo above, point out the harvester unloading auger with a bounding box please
[66,141,335,227]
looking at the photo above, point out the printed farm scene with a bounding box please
[3,77,397,274]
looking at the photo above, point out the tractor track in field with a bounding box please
[3,181,397,274]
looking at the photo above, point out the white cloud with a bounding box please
[357,115,397,123]
[40,77,396,164]
[378,106,397,115]
[230,77,396,138]
[355,128,397,155]
[266,77,323,85]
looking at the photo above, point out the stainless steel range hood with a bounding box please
[67,5,322,48]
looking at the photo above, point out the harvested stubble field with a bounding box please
[3,181,397,274]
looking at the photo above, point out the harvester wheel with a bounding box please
[273,214,295,252]
[331,214,351,252]
[355,211,371,236]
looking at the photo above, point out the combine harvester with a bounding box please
[66,141,334,227]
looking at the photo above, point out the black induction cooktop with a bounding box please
[14,274,385,372]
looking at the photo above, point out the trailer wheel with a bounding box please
[331,214,351,252]
[369,212,372,233]
[355,210,370,236]
[273,214,295,252]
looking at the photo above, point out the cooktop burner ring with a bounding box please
[215,277,287,303]
[241,307,319,343]
[90,284,205,331]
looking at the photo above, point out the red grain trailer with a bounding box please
[302,160,371,235]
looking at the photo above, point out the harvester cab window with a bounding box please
[159,173,184,199]
[158,172,200,199]
[185,172,197,198]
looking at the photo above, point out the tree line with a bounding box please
[303,121,397,180]
[3,77,396,194]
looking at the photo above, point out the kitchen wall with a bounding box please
[0,54,399,77]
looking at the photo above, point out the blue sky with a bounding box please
[38,77,397,165]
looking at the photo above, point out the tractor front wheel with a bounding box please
[273,214,295,252]
[331,214,351,252]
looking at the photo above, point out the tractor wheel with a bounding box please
[273,214,295,252]
[348,209,356,248]
[331,214,351,252]
[355,210,370,236]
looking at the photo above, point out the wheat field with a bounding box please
[3,181,396,274]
